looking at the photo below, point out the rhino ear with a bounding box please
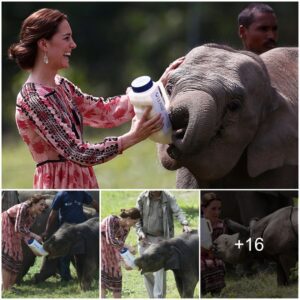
[165,247,180,270]
[247,91,297,178]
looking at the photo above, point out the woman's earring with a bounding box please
[43,52,49,64]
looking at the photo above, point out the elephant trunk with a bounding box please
[168,91,217,158]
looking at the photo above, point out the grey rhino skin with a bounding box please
[213,206,298,285]
[202,190,296,225]
[43,217,99,291]
[134,231,199,298]
[158,44,298,189]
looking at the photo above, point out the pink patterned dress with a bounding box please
[16,75,135,189]
[101,215,129,293]
[2,202,35,273]
[201,220,226,294]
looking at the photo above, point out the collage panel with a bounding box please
[1,190,99,298]
[100,190,200,298]
[200,190,298,298]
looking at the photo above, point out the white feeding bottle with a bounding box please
[120,247,137,269]
[27,238,49,256]
[128,76,172,144]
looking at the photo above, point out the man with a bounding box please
[238,3,278,54]
[136,190,191,298]
[43,191,99,281]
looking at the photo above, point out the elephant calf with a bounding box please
[134,231,199,298]
[43,217,99,291]
[213,206,298,285]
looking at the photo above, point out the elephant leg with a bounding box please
[173,270,183,297]
[75,254,95,291]
[34,257,59,283]
[181,277,197,298]
[82,259,97,291]
[74,255,84,288]
[176,167,199,188]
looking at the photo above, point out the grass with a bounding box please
[202,268,298,298]
[2,136,176,189]
[2,256,99,298]
[101,190,200,298]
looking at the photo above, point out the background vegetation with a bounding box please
[2,2,298,188]
[101,190,199,298]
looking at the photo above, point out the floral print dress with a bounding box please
[16,75,135,189]
[2,202,35,273]
[101,215,129,293]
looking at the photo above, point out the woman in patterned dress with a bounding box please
[101,208,141,298]
[201,192,226,296]
[8,8,183,189]
[2,194,48,291]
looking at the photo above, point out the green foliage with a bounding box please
[2,257,99,298]
[2,137,176,188]
[101,190,200,298]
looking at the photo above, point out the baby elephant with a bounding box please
[43,217,99,291]
[214,207,298,286]
[134,231,199,298]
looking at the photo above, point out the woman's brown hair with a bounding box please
[119,208,141,220]
[8,8,68,70]
[201,192,221,208]
[27,194,47,207]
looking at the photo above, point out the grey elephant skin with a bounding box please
[158,44,298,188]
[43,217,99,291]
[134,231,199,298]
[213,206,298,286]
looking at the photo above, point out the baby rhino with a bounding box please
[213,206,298,285]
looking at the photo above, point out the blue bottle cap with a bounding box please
[120,247,128,254]
[131,76,153,93]
[28,238,34,244]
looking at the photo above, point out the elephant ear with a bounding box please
[247,89,298,178]
[165,246,180,270]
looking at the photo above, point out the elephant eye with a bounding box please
[227,99,241,112]
[166,83,173,96]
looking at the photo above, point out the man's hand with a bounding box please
[183,225,192,233]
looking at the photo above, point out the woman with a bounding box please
[101,208,141,298]
[2,194,48,291]
[8,8,183,189]
[201,192,226,296]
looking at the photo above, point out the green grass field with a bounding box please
[101,190,200,298]
[203,270,298,298]
[2,137,176,189]
[2,256,99,298]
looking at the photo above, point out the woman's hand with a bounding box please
[121,107,163,151]
[31,233,43,243]
[124,264,133,271]
[159,56,185,86]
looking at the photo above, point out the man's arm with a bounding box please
[91,199,99,212]
[167,192,191,232]
[42,210,58,240]
[135,194,145,239]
